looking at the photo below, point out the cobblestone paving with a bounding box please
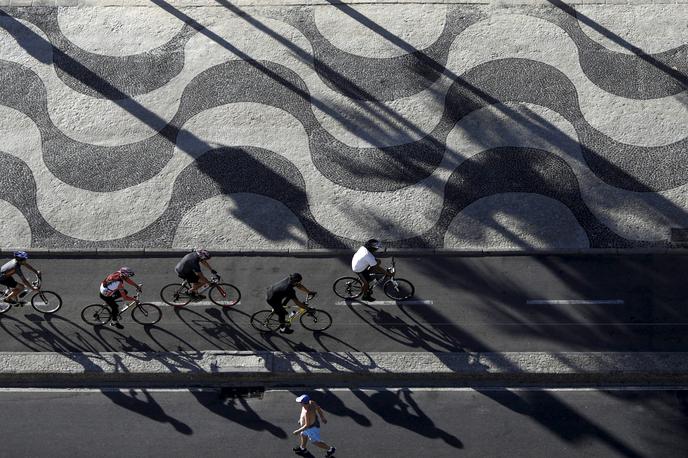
[0,3,686,249]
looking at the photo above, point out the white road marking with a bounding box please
[269,387,688,393]
[3,387,686,394]
[527,299,624,305]
[335,300,433,306]
[149,301,240,307]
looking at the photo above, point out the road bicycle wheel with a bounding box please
[81,304,111,325]
[333,276,363,299]
[132,303,162,325]
[0,300,12,314]
[160,283,192,307]
[383,278,415,300]
[31,290,62,314]
[300,309,332,331]
[250,310,281,332]
[209,283,241,308]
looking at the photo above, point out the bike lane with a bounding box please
[0,253,686,353]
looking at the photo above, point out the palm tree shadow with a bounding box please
[352,388,463,448]
[476,388,644,458]
[101,389,193,435]
[189,390,287,438]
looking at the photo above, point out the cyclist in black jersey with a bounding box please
[266,273,316,334]
[175,248,216,299]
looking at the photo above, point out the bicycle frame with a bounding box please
[114,291,142,315]
[182,275,220,293]
[3,275,41,301]
[284,303,312,325]
[369,257,396,288]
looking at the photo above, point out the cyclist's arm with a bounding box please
[291,297,307,309]
[23,262,39,276]
[124,277,141,290]
[295,283,315,296]
[200,259,216,275]
[119,279,139,300]
[15,269,33,288]
[369,259,387,275]
[118,287,136,302]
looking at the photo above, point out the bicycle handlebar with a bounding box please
[303,291,318,305]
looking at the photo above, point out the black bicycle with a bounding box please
[333,257,415,301]
[0,274,62,314]
[160,274,240,308]
[81,290,161,326]
[250,293,332,332]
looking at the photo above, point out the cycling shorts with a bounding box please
[0,276,18,288]
[177,271,199,283]
[356,269,375,283]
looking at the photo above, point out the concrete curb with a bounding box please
[0,248,685,258]
[3,1,686,8]
[2,351,688,387]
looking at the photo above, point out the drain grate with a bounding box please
[671,228,688,243]
[219,386,265,399]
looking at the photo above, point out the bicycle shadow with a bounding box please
[173,305,272,351]
[344,300,466,352]
[0,312,116,352]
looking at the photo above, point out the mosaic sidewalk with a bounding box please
[0,2,686,249]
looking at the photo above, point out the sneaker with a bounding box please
[279,326,294,334]
[189,292,206,301]
[361,294,375,302]
[110,321,124,329]
[326,446,336,457]
[293,446,306,454]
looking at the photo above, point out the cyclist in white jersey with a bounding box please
[351,239,386,302]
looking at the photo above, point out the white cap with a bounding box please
[295,394,311,404]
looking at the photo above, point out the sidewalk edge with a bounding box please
[1,351,688,387]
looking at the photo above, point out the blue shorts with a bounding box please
[301,426,321,442]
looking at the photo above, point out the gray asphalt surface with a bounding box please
[2,254,688,353]
[0,388,686,457]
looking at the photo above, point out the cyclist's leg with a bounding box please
[269,301,289,330]
[1,277,20,302]
[358,270,375,299]
[184,272,205,294]
[356,271,369,294]
[100,291,121,322]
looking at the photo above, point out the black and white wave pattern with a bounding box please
[0,3,686,249]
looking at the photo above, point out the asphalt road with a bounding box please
[0,388,685,457]
[1,254,688,353]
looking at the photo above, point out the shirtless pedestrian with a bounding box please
[292,394,336,456]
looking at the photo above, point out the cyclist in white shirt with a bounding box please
[351,239,386,302]
[0,251,39,304]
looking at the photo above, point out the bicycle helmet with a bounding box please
[364,239,382,252]
[13,251,29,261]
[289,273,303,285]
[118,266,135,277]
[195,248,211,260]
